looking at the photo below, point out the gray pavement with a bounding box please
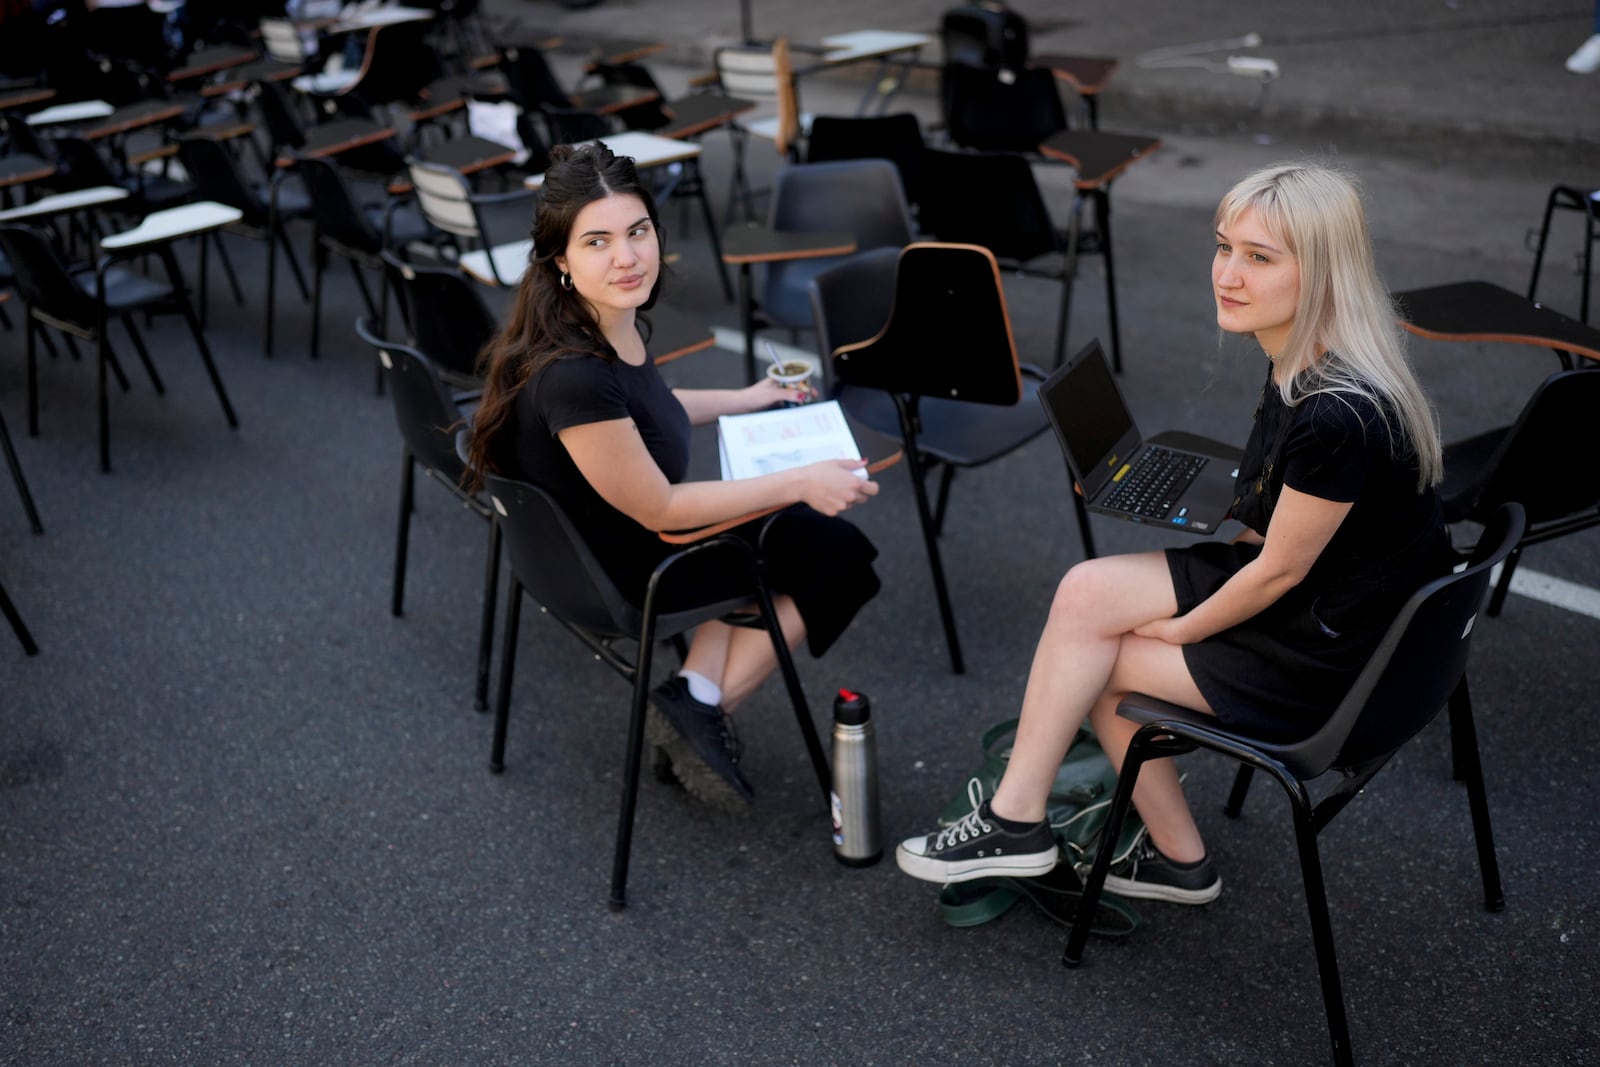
[4,2,1600,1064]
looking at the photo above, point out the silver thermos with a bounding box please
[830,689,882,867]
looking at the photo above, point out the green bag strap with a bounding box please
[936,865,1141,938]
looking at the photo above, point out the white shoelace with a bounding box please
[933,779,991,851]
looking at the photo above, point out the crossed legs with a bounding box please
[989,551,1213,864]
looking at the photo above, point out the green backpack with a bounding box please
[933,719,1145,935]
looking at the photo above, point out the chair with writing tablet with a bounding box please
[812,241,1057,674]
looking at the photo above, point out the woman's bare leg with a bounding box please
[989,552,1193,825]
[681,596,805,712]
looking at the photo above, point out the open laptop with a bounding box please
[1039,340,1239,534]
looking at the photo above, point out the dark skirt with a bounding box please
[1167,532,1449,742]
[605,505,880,658]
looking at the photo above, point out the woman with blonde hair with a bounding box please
[896,162,1450,902]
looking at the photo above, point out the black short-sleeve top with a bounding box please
[497,350,690,573]
[1233,366,1442,590]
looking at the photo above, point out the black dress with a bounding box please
[1167,362,1451,740]
[495,348,880,657]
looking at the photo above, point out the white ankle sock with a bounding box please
[678,670,722,707]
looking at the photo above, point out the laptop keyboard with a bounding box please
[1101,447,1207,520]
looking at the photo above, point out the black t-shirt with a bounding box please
[1234,364,1442,589]
[500,351,690,578]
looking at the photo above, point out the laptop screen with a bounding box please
[1041,341,1140,495]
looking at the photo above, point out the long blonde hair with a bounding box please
[1217,163,1442,488]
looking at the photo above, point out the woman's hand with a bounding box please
[745,378,800,410]
[794,459,878,516]
[1133,615,1195,645]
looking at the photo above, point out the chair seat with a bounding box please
[742,111,814,143]
[841,377,1051,468]
[361,202,432,249]
[458,238,533,286]
[72,265,171,312]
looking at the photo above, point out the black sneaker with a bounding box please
[645,677,753,808]
[1102,838,1222,904]
[895,789,1058,884]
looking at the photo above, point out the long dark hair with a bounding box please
[466,142,664,488]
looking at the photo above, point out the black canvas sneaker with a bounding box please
[896,793,1059,884]
[645,677,753,808]
[1102,838,1222,904]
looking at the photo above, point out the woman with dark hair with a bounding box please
[468,144,881,809]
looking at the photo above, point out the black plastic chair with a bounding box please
[940,62,1066,155]
[814,242,1057,674]
[251,78,404,181]
[804,113,927,214]
[354,317,500,710]
[282,154,429,360]
[381,251,495,389]
[175,132,313,319]
[0,222,237,471]
[917,147,1076,364]
[483,473,832,910]
[1526,184,1597,323]
[1063,504,1525,1067]
[1438,368,1600,616]
[941,2,1030,70]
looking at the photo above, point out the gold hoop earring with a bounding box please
[559,271,573,291]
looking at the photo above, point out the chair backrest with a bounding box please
[354,316,471,482]
[714,38,800,156]
[916,147,1059,263]
[485,472,639,639]
[805,113,926,208]
[347,22,439,108]
[294,155,382,252]
[831,242,1023,406]
[259,18,310,65]
[0,225,95,329]
[1257,503,1525,779]
[808,246,900,397]
[406,158,481,241]
[769,158,912,249]
[253,78,308,152]
[590,60,671,131]
[941,3,1030,69]
[176,134,264,224]
[941,62,1066,153]
[50,134,118,192]
[500,44,570,112]
[1462,369,1600,523]
[538,103,612,148]
[382,250,496,384]
[0,113,52,163]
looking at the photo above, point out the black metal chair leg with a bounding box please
[1070,489,1097,560]
[25,317,38,437]
[903,438,964,674]
[161,247,238,428]
[0,404,43,534]
[475,516,501,712]
[610,590,662,912]
[0,578,38,655]
[309,239,326,359]
[489,577,523,773]
[1093,188,1124,374]
[1526,186,1560,305]
[1064,732,1149,966]
[1287,789,1355,1067]
[1447,678,1505,911]
[214,230,245,306]
[688,159,734,302]
[1224,764,1255,818]
[275,221,311,300]
[392,450,414,617]
[748,552,830,801]
[120,315,166,395]
[1053,194,1084,371]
